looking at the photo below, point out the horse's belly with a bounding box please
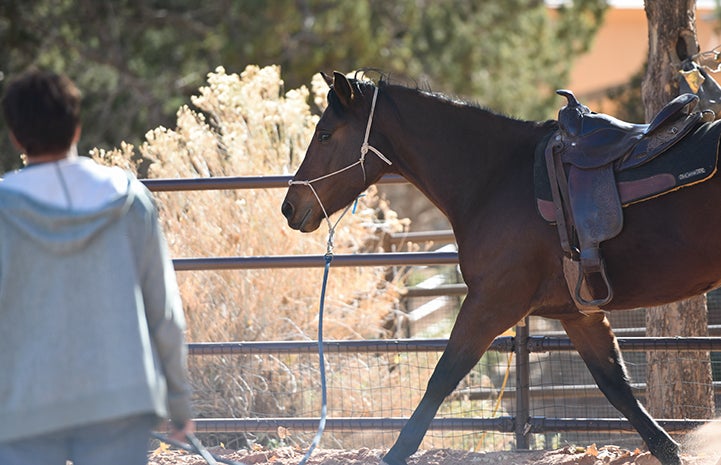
[601,175,721,309]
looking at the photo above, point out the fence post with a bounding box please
[514,318,530,449]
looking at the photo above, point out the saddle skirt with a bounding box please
[535,90,721,309]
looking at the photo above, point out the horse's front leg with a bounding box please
[561,312,681,465]
[382,292,526,465]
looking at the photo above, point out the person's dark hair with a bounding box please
[1,67,81,157]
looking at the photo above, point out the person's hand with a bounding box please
[169,419,195,443]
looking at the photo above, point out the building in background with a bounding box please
[564,0,720,112]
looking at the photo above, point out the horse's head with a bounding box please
[281,71,393,232]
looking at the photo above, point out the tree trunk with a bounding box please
[642,0,715,420]
[645,296,714,418]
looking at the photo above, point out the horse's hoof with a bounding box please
[658,454,682,465]
[381,454,407,465]
[658,456,681,465]
[654,440,681,465]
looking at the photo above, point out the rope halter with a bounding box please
[288,85,392,252]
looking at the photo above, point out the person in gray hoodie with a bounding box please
[0,68,194,465]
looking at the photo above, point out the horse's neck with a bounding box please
[383,90,544,221]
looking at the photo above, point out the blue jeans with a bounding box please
[0,413,158,465]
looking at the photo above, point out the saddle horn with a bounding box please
[556,89,591,137]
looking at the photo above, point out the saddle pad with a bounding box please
[534,119,721,223]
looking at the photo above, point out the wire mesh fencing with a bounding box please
[186,327,721,452]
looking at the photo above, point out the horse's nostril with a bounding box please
[281,200,294,219]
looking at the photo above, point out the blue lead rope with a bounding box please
[153,252,334,465]
[297,193,365,464]
[150,432,245,465]
[298,252,332,465]
[352,193,365,214]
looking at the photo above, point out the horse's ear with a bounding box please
[332,71,354,108]
[320,72,333,87]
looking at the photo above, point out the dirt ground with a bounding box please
[147,421,721,465]
[147,423,721,465]
[147,445,719,465]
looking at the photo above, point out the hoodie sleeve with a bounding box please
[139,194,193,426]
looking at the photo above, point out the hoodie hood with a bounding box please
[0,157,138,254]
[0,177,136,254]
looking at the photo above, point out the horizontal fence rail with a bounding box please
[454,382,721,402]
[142,174,406,191]
[530,336,721,352]
[387,229,455,245]
[188,338,513,356]
[528,418,721,434]
[191,418,515,434]
[188,417,719,435]
[402,283,467,298]
[172,251,459,271]
[187,337,721,356]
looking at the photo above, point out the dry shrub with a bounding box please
[92,65,411,433]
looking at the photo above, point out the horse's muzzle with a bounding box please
[281,199,319,232]
[281,199,295,222]
[280,199,302,230]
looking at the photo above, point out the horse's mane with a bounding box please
[340,69,547,127]
[348,68,485,111]
[351,68,415,89]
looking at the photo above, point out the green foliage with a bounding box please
[385,0,608,119]
[0,0,608,173]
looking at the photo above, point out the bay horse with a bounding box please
[281,71,721,465]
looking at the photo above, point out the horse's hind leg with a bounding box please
[561,312,681,465]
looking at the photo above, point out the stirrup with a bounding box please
[574,260,613,307]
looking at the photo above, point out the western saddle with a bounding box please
[545,89,712,309]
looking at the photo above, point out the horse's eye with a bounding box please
[318,132,331,143]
